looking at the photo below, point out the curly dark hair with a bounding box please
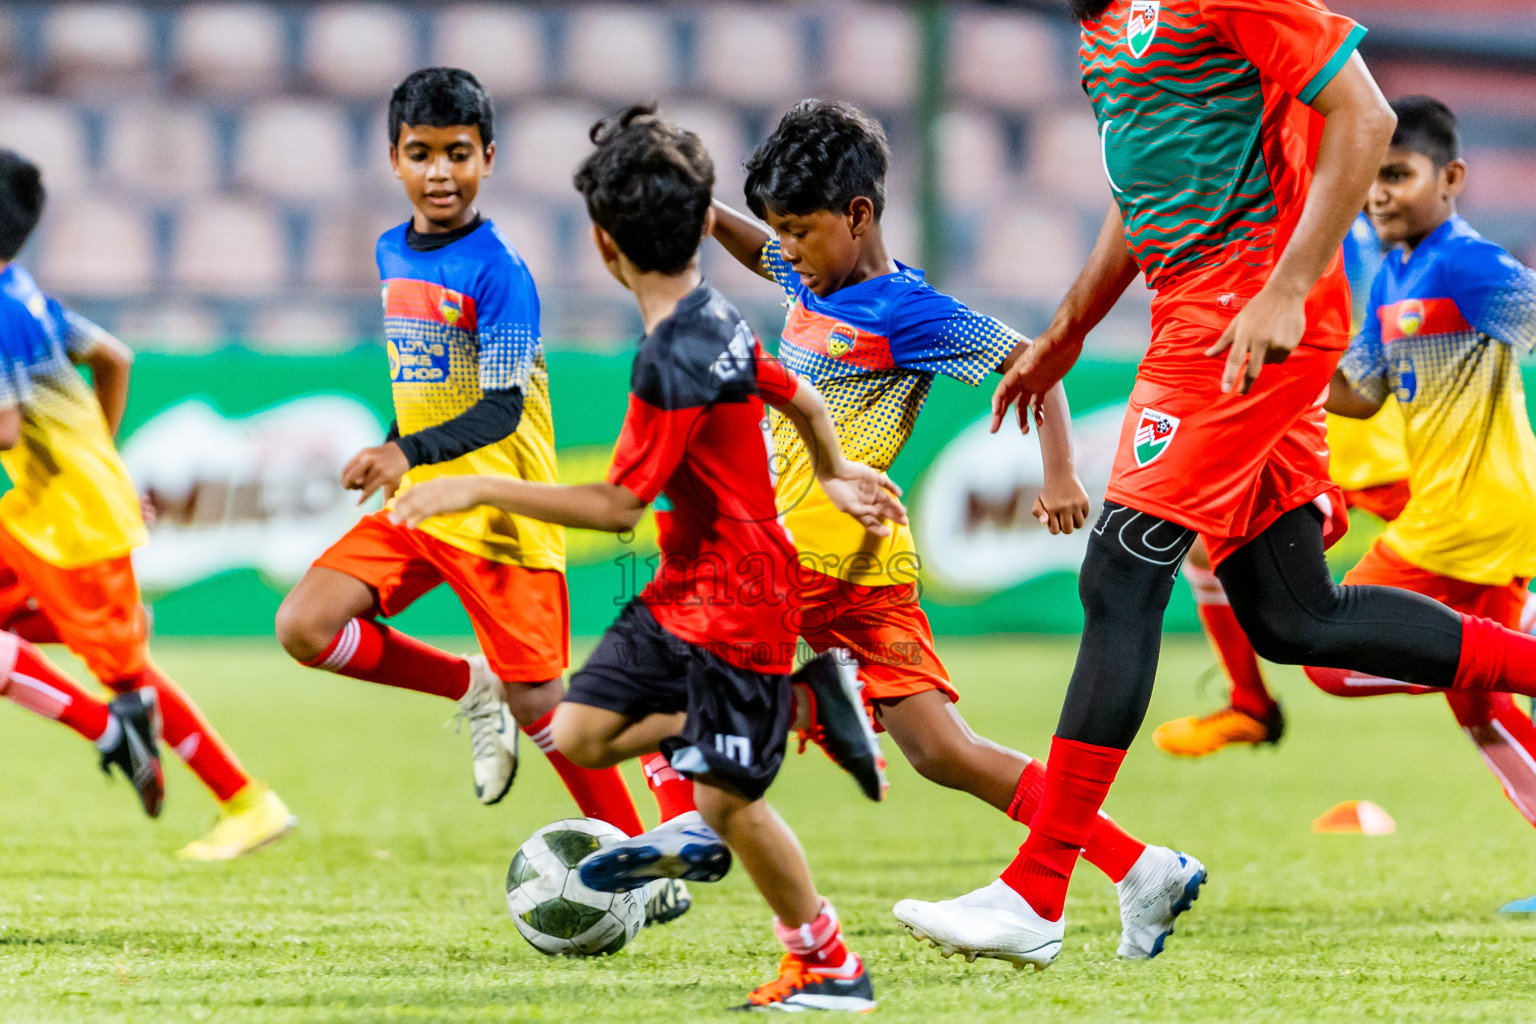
[573,103,715,275]
[743,100,889,221]
[387,67,494,147]
[0,149,44,261]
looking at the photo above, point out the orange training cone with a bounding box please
[1313,800,1396,835]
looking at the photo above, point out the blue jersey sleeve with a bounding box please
[760,239,800,298]
[474,256,542,392]
[887,287,1019,385]
[49,299,112,359]
[0,308,35,408]
[1339,271,1390,405]
[1449,241,1536,353]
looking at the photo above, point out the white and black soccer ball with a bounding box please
[506,818,645,957]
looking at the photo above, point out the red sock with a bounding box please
[1,635,109,742]
[641,752,696,822]
[306,618,469,701]
[119,663,250,803]
[774,899,859,977]
[1197,602,1276,719]
[1446,690,1536,826]
[1452,613,1536,697]
[1000,736,1126,921]
[1006,758,1145,884]
[523,709,644,836]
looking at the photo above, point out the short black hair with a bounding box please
[573,103,715,276]
[1390,95,1459,168]
[0,150,44,261]
[387,67,494,147]
[743,100,889,221]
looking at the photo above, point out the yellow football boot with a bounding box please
[177,781,297,861]
[1152,704,1284,758]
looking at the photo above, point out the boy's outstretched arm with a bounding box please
[69,327,133,438]
[390,476,646,534]
[768,376,907,536]
[1326,367,1384,419]
[710,200,774,280]
[1029,381,1089,535]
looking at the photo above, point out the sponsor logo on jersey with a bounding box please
[439,293,464,327]
[1396,299,1425,337]
[826,323,858,358]
[1133,407,1178,466]
[1128,0,1160,58]
[390,337,450,383]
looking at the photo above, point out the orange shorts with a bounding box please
[1343,539,1528,629]
[1342,480,1411,523]
[791,569,957,727]
[0,522,148,682]
[1108,321,1349,570]
[314,511,569,682]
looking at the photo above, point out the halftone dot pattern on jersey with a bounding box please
[1477,269,1536,353]
[478,323,541,392]
[387,316,484,432]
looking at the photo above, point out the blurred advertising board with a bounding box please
[111,350,1534,638]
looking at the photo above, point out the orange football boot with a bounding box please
[1152,704,1284,758]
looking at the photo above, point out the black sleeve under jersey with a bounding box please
[394,387,525,467]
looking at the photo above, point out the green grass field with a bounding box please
[3,636,1536,1023]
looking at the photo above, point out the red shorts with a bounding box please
[314,511,569,682]
[1344,540,1528,630]
[1107,319,1349,570]
[1342,479,1411,523]
[792,569,957,728]
[0,522,147,682]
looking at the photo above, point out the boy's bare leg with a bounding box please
[693,783,820,926]
[551,702,686,769]
[876,690,1026,810]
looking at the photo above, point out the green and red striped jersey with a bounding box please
[1081,0,1365,339]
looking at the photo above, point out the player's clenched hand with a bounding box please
[821,461,908,537]
[1204,285,1309,395]
[341,442,411,504]
[1033,472,1091,536]
[990,334,1082,436]
[388,476,487,529]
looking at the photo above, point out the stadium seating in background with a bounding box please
[696,6,807,105]
[0,97,90,194]
[566,7,674,102]
[38,197,155,295]
[174,3,289,95]
[171,199,287,294]
[42,3,156,96]
[236,99,354,200]
[432,5,545,100]
[103,103,222,199]
[825,4,919,110]
[305,4,419,99]
[948,9,1061,110]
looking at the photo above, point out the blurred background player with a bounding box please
[698,99,1205,961]
[0,149,289,858]
[273,68,644,834]
[392,104,902,1010]
[1313,96,1536,834]
[1154,208,1411,756]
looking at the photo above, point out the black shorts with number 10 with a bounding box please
[563,599,793,801]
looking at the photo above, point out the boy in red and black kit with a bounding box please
[898,0,1536,969]
[393,105,903,1012]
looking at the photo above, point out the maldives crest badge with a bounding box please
[826,323,858,358]
[1128,0,1160,58]
[1133,408,1178,467]
[439,292,463,326]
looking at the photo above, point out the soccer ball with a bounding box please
[505,818,645,957]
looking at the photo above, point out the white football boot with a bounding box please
[458,654,518,805]
[1116,846,1207,959]
[893,880,1064,970]
[640,878,693,927]
[578,809,732,892]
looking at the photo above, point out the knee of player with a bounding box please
[1241,612,1319,666]
[547,710,604,768]
[273,597,328,662]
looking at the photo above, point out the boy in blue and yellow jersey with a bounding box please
[0,150,288,856]
[701,101,1205,960]
[274,69,645,842]
[1154,210,1415,758]
[1309,96,1536,832]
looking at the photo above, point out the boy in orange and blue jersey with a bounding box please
[1310,96,1536,835]
[274,69,648,847]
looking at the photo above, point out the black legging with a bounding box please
[1057,502,1465,750]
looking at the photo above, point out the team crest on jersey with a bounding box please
[1395,299,1425,337]
[1128,0,1160,58]
[1133,408,1178,466]
[826,323,858,358]
[439,293,463,326]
